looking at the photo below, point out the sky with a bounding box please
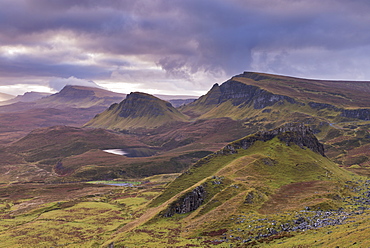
[1,0,370,96]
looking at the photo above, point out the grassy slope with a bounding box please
[180,72,369,171]
[104,136,363,247]
[0,137,367,247]
[150,137,353,208]
[0,183,163,248]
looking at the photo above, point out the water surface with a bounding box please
[103,149,128,156]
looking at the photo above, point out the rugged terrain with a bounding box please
[1,72,369,183]
[103,123,369,247]
[0,72,369,247]
[1,124,369,247]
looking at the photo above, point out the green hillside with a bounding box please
[100,124,365,247]
[84,92,189,130]
[179,72,370,170]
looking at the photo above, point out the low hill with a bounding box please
[6,126,144,164]
[1,117,253,182]
[0,107,109,145]
[84,92,189,130]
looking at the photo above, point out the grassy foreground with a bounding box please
[0,174,369,247]
[1,137,369,247]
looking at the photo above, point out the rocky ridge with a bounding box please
[309,102,370,121]
[220,123,325,156]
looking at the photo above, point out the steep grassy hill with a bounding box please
[105,123,364,247]
[84,92,189,130]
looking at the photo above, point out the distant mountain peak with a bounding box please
[33,85,126,109]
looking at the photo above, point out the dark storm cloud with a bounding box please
[0,54,111,79]
[1,0,370,94]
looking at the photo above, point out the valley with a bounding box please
[0,72,369,247]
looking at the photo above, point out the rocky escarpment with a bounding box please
[201,80,296,109]
[162,185,205,217]
[341,109,370,120]
[220,123,325,156]
[309,102,370,120]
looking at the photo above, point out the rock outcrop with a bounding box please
[220,123,325,156]
[308,102,340,111]
[341,109,370,120]
[162,185,206,217]
[309,102,370,121]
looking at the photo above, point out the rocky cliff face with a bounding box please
[220,123,325,156]
[205,80,295,109]
[162,185,205,217]
[192,79,296,110]
[309,102,370,121]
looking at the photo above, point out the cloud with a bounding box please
[1,0,370,95]
[48,77,101,91]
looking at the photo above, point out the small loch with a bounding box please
[102,148,158,157]
[103,149,128,156]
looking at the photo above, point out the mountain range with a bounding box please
[0,72,368,181]
[0,72,369,247]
